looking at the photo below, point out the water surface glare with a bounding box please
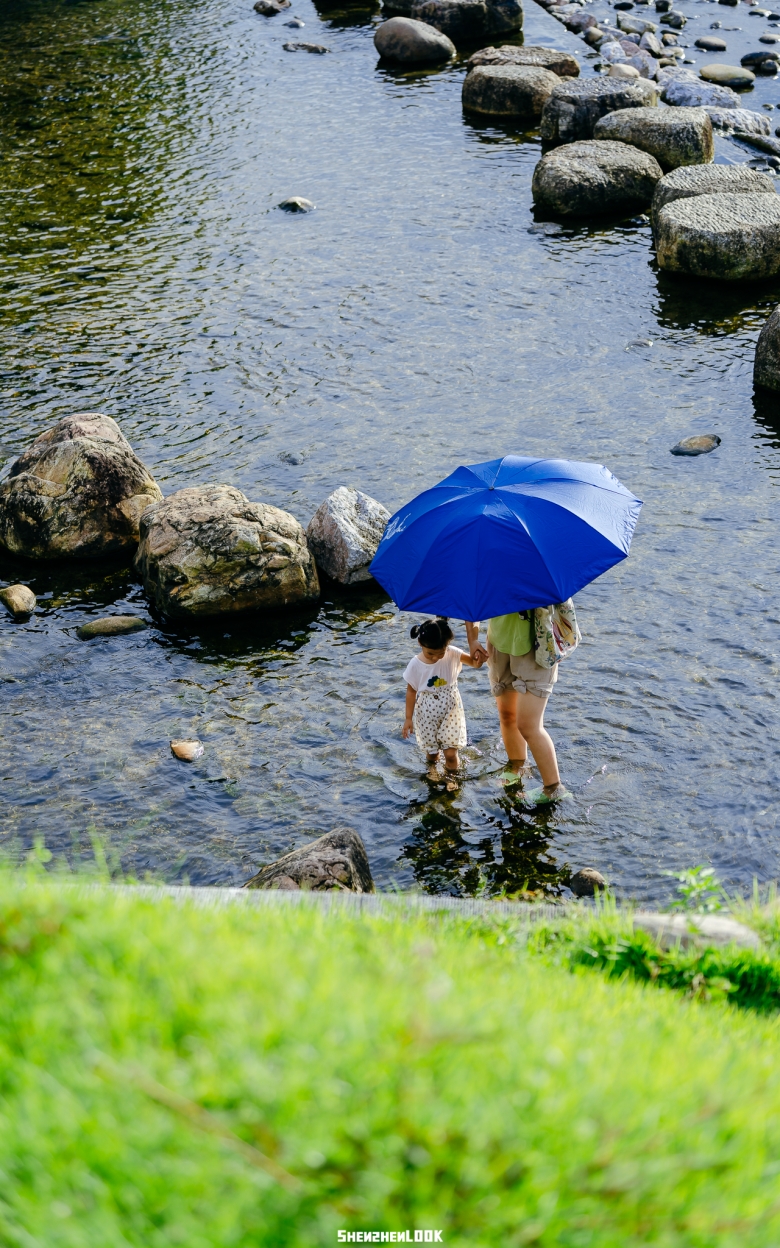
[2,0,780,899]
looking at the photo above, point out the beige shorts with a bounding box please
[487,644,558,700]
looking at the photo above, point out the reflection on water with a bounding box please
[2,0,780,900]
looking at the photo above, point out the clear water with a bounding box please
[2,0,780,899]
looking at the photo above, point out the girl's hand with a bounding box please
[402,717,414,739]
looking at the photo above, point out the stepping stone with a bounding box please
[656,191,780,279]
[700,61,756,86]
[467,45,580,76]
[76,616,148,640]
[410,0,523,42]
[754,303,780,390]
[651,161,776,228]
[695,35,727,50]
[594,105,714,170]
[462,64,561,119]
[540,76,658,145]
[532,139,663,217]
[374,16,455,63]
[670,434,721,455]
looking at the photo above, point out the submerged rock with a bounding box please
[633,911,760,950]
[0,413,162,561]
[409,0,522,40]
[670,434,721,455]
[279,196,315,212]
[170,739,204,761]
[540,77,658,145]
[243,827,375,892]
[650,162,776,229]
[467,44,579,76]
[463,63,560,119]
[283,40,330,51]
[656,192,780,279]
[570,867,606,896]
[695,35,727,51]
[374,16,455,61]
[532,139,663,217]
[0,584,36,618]
[76,615,148,639]
[135,484,320,618]
[594,105,713,169]
[754,304,780,390]
[700,61,756,88]
[254,0,290,12]
[306,486,390,584]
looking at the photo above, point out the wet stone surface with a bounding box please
[1,0,780,902]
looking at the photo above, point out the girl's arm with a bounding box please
[402,685,416,738]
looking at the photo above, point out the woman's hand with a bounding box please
[402,717,414,739]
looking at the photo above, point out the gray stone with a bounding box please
[700,62,755,87]
[467,44,579,76]
[633,911,761,950]
[695,35,727,50]
[0,584,36,618]
[565,9,596,31]
[754,304,780,390]
[660,8,686,26]
[594,105,713,170]
[374,16,455,62]
[279,196,315,212]
[609,63,641,78]
[540,77,658,145]
[76,615,148,639]
[741,50,780,67]
[659,66,740,106]
[618,11,656,32]
[409,0,523,42]
[651,161,776,230]
[135,485,320,618]
[243,828,375,893]
[639,30,664,55]
[705,106,770,135]
[656,192,780,279]
[670,434,721,455]
[0,413,162,561]
[283,40,330,51]
[570,867,606,896]
[463,63,560,118]
[532,139,663,217]
[306,486,390,585]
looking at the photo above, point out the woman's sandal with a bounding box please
[520,784,572,807]
[499,767,529,788]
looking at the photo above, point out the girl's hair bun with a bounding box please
[410,617,454,648]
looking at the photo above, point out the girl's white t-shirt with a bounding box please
[403,646,466,692]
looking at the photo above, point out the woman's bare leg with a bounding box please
[495,690,528,771]
[515,692,560,788]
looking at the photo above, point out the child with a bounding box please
[402,618,483,788]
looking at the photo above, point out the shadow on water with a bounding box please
[400,784,573,897]
[653,270,780,336]
[752,386,780,448]
[311,0,380,27]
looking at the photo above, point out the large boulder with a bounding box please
[374,16,455,62]
[135,484,320,618]
[651,162,776,230]
[593,105,713,170]
[658,66,740,107]
[306,486,390,585]
[532,139,663,217]
[656,192,780,279]
[463,63,560,119]
[754,305,780,391]
[0,413,162,561]
[243,828,375,893]
[408,0,523,42]
[540,77,658,145]
[466,44,579,76]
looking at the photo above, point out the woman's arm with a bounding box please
[465,622,487,665]
[402,685,416,738]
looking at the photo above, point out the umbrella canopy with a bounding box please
[369,455,642,621]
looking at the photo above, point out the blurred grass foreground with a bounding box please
[3,878,780,1245]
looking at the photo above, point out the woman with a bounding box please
[466,609,571,804]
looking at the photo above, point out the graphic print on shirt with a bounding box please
[427,676,447,688]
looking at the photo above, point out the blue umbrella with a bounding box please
[369,455,642,621]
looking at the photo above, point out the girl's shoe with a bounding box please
[521,784,571,807]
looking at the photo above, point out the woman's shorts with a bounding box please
[487,645,558,700]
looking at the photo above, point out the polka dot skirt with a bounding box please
[413,686,467,754]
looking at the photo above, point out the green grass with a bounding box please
[3,880,780,1245]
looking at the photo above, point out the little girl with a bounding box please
[402,618,482,787]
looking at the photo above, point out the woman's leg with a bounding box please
[515,692,560,789]
[495,690,528,769]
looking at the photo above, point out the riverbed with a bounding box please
[1,0,780,899]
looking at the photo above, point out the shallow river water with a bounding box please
[2,0,780,899]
